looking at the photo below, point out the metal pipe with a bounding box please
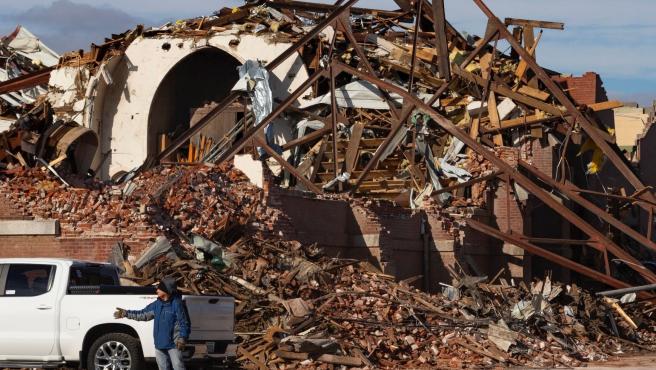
[596,283,656,297]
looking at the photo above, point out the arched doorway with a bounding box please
[147,47,241,159]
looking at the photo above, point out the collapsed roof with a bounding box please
[1,0,656,297]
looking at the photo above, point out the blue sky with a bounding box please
[1,0,654,105]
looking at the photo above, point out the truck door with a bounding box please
[0,263,59,358]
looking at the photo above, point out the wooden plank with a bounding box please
[237,347,267,370]
[481,113,563,134]
[309,139,327,183]
[454,339,506,363]
[487,92,504,146]
[380,59,445,87]
[588,100,623,112]
[497,112,547,130]
[469,117,481,140]
[256,137,322,194]
[479,52,493,79]
[518,85,550,101]
[187,141,194,163]
[297,140,324,176]
[345,122,364,173]
[524,25,535,49]
[510,26,522,59]
[403,151,426,189]
[274,350,309,361]
[504,17,565,30]
[515,29,542,82]
[412,47,438,64]
[453,65,562,116]
[317,354,362,367]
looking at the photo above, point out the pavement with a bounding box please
[578,353,656,369]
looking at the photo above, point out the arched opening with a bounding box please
[147,47,241,160]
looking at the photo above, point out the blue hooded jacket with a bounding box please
[125,283,191,350]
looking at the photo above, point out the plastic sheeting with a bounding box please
[233,60,276,155]
[6,26,60,67]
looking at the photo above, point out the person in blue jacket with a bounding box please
[114,277,190,370]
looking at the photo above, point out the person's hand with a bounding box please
[176,338,186,351]
[114,307,126,319]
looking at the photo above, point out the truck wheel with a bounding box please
[87,332,144,370]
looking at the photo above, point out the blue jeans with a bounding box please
[155,348,185,370]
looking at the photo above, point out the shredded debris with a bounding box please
[1,1,656,368]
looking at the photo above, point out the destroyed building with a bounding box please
[1,0,656,367]
[2,0,656,290]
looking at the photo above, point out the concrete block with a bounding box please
[0,219,60,236]
[433,239,455,252]
[502,243,525,256]
[349,233,380,248]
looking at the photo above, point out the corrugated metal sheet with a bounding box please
[7,26,60,67]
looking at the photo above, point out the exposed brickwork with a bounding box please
[0,226,155,262]
[0,199,29,220]
[553,72,609,106]
[264,185,529,291]
[0,236,150,262]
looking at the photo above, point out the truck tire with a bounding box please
[87,332,144,370]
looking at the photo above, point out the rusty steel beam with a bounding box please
[178,0,655,288]
[473,0,656,209]
[520,237,595,245]
[466,219,639,293]
[504,17,564,31]
[216,69,327,165]
[255,136,322,194]
[431,0,451,80]
[407,0,422,92]
[0,67,54,95]
[155,0,358,167]
[336,60,656,284]
[268,0,359,71]
[329,65,340,178]
[567,187,656,208]
[156,92,240,163]
[268,0,406,18]
[281,126,332,151]
[519,159,656,252]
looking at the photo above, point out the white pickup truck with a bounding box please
[0,258,235,369]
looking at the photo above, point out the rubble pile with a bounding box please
[0,164,261,238]
[0,1,624,204]
[0,1,655,368]
[128,236,656,369]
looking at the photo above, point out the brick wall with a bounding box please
[0,231,153,262]
[0,197,157,262]
[0,198,28,220]
[264,186,528,291]
[553,72,609,106]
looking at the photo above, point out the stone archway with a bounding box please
[147,47,241,160]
